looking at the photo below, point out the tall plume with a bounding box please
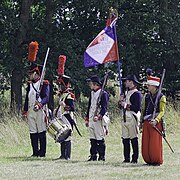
[58,55,66,76]
[28,41,39,62]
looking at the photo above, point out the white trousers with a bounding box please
[89,120,106,140]
[121,111,139,139]
[27,107,47,133]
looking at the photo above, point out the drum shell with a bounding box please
[47,118,71,143]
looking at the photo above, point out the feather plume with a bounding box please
[58,55,66,76]
[28,41,39,62]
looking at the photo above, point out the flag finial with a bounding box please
[109,7,118,17]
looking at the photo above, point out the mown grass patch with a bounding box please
[0,105,179,179]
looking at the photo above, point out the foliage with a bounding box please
[0,0,180,110]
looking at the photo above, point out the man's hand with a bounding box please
[93,114,102,122]
[118,95,127,109]
[139,122,143,133]
[149,119,157,127]
[120,101,127,109]
[33,103,42,112]
[84,117,89,127]
[118,95,124,108]
[85,120,89,127]
[119,95,124,102]
[33,105,39,112]
[22,111,28,118]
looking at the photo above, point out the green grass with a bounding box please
[0,105,180,180]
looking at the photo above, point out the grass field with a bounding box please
[0,105,180,180]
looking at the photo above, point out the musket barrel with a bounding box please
[153,126,174,153]
[36,47,50,100]
[152,69,166,119]
[151,69,174,153]
[93,70,110,118]
[40,47,50,86]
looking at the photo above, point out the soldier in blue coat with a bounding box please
[85,75,110,161]
[23,63,50,157]
[119,75,142,163]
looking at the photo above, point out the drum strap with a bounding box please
[32,83,41,101]
[54,104,60,117]
[32,83,38,92]
[55,93,70,117]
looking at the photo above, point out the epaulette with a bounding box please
[43,80,50,85]
[70,92,75,99]
[57,91,61,96]
[67,92,75,100]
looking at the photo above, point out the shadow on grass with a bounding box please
[52,158,85,164]
[109,162,148,168]
[84,161,147,168]
[4,156,159,168]
[4,156,86,164]
[4,156,54,162]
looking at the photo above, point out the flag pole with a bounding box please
[110,8,123,95]
[117,59,123,95]
[111,8,126,122]
[115,24,123,95]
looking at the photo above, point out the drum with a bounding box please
[47,118,71,143]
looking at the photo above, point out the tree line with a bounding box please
[0,0,179,112]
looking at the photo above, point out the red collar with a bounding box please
[32,77,40,83]
[93,87,101,92]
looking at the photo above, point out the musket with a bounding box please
[36,47,50,100]
[152,69,166,119]
[151,69,174,153]
[153,125,174,153]
[93,70,110,118]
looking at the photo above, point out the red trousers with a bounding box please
[142,121,163,165]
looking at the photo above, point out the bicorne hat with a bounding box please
[122,74,141,85]
[87,75,102,86]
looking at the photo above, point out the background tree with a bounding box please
[0,0,179,112]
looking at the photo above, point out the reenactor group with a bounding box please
[22,41,166,166]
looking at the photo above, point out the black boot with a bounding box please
[122,138,130,162]
[64,141,71,160]
[131,137,139,163]
[30,133,39,157]
[97,139,106,161]
[87,139,97,161]
[38,131,46,157]
[59,141,66,159]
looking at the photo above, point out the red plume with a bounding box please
[58,55,66,76]
[28,41,39,62]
